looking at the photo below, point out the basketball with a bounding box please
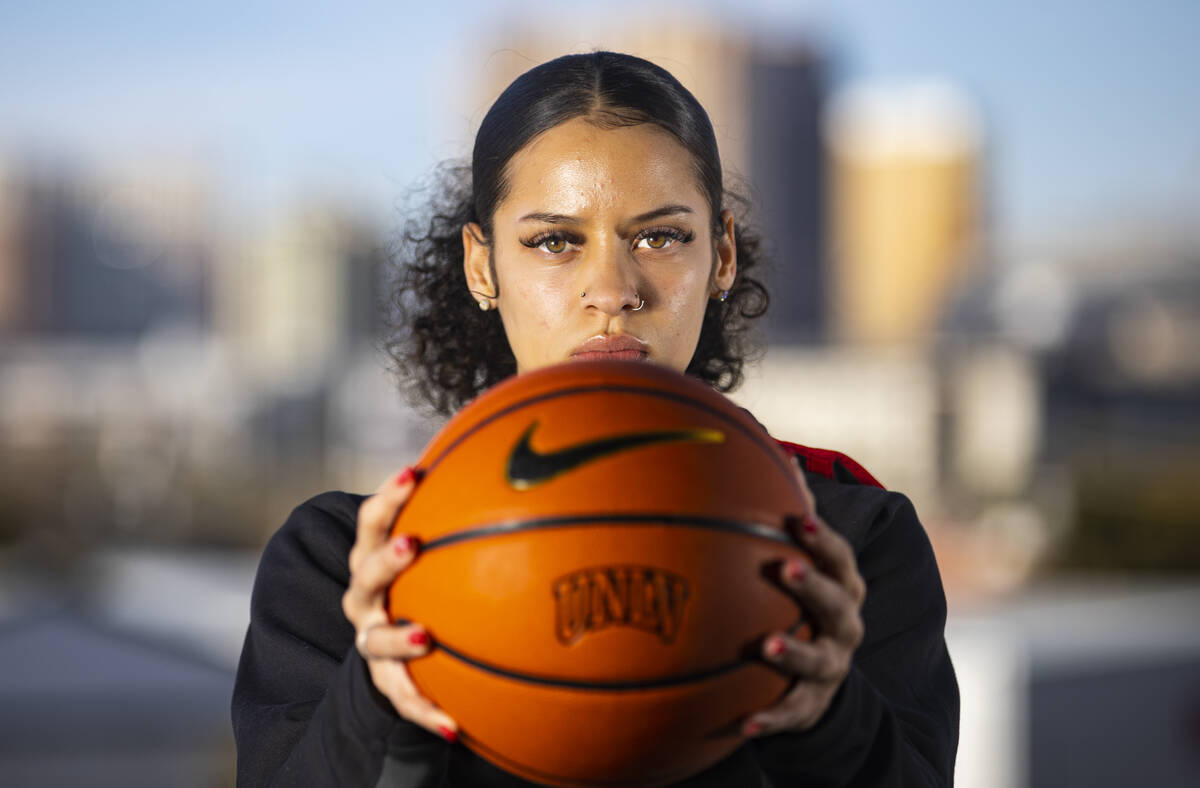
[387,359,813,787]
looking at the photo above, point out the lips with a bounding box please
[570,334,649,361]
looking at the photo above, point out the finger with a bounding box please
[357,622,433,661]
[790,455,817,514]
[344,534,420,619]
[761,631,849,682]
[376,465,422,496]
[778,557,864,646]
[741,683,823,737]
[788,514,866,605]
[384,662,459,741]
[352,467,422,564]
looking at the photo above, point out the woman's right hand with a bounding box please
[342,466,458,742]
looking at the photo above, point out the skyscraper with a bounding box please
[825,80,982,345]
[749,43,828,343]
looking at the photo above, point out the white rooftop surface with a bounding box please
[948,577,1200,675]
[0,547,260,673]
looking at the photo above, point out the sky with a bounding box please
[1,0,1197,256]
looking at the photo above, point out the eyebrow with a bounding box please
[517,204,695,225]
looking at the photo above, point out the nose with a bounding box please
[579,240,642,315]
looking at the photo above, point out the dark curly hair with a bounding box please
[385,51,771,417]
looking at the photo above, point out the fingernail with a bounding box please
[393,535,418,556]
[743,720,763,737]
[765,635,786,659]
[802,515,819,535]
[408,630,430,646]
[785,559,806,582]
[396,466,422,487]
[438,725,458,743]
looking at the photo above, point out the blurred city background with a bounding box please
[2,1,1198,785]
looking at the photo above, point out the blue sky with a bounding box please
[1,0,1197,253]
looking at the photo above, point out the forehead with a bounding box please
[498,117,708,220]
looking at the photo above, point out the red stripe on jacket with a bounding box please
[774,439,885,490]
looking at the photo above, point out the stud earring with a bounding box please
[719,290,730,302]
[478,299,490,311]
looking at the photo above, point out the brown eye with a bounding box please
[543,237,566,253]
[634,228,690,251]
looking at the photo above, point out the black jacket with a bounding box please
[232,443,959,786]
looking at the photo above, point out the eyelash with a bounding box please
[635,226,695,249]
[520,226,695,254]
[520,230,582,253]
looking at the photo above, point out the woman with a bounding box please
[232,52,959,786]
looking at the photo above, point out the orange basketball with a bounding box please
[387,359,813,787]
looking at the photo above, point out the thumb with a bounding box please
[790,455,817,515]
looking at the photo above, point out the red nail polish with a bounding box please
[396,466,417,487]
[743,720,763,737]
[438,725,458,743]
[786,559,806,582]
[393,535,417,556]
[802,516,819,535]
[408,630,429,646]
[765,636,786,659]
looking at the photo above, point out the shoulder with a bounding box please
[773,438,924,559]
[257,490,369,586]
[773,438,947,635]
[246,491,369,655]
[775,439,884,490]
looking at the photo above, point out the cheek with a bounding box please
[517,283,552,331]
[504,270,574,340]
[663,287,697,325]
[530,280,573,331]
[660,261,711,325]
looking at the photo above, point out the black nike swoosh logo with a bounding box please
[506,421,725,490]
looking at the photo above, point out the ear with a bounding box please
[712,208,737,294]
[462,222,496,305]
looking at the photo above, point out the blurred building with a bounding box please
[749,43,829,343]
[0,160,403,549]
[731,345,941,514]
[0,161,213,339]
[945,252,1200,574]
[213,202,386,394]
[0,161,23,332]
[210,200,427,506]
[824,80,982,346]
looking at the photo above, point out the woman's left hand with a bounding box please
[742,464,868,737]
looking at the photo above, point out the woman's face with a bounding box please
[463,117,736,375]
